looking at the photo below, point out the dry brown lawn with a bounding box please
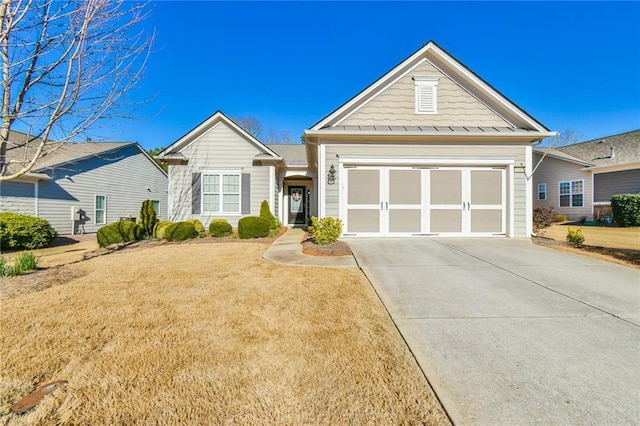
[0,241,449,425]
[535,224,640,269]
[539,224,640,250]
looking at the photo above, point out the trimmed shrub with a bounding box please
[259,200,277,229]
[209,219,232,237]
[308,216,343,245]
[566,227,585,247]
[137,200,158,237]
[238,216,270,239]
[554,214,568,223]
[97,220,144,248]
[611,194,640,227]
[186,218,205,235]
[153,220,173,239]
[165,222,198,242]
[532,207,555,232]
[0,212,58,250]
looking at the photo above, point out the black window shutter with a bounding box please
[192,172,201,214]
[241,173,250,215]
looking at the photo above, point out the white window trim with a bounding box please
[95,195,107,225]
[201,171,242,215]
[558,180,584,208]
[537,183,547,201]
[414,76,439,114]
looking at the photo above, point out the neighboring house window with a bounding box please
[95,195,106,224]
[559,180,583,207]
[414,76,439,114]
[151,200,160,215]
[537,183,547,200]
[202,173,241,213]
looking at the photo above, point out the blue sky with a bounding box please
[112,1,640,150]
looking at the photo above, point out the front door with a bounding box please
[288,186,306,225]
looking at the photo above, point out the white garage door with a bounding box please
[343,166,505,236]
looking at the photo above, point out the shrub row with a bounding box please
[97,220,144,247]
[0,212,58,250]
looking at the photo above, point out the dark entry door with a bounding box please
[288,186,306,225]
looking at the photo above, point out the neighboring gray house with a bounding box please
[159,41,555,237]
[0,133,168,235]
[533,130,640,220]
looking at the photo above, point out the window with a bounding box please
[202,172,241,214]
[537,183,547,200]
[95,195,106,224]
[151,200,160,215]
[414,76,439,114]
[559,180,583,207]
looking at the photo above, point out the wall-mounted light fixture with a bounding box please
[327,164,336,185]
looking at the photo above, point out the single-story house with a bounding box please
[0,131,168,235]
[158,41,555,237]
[533,129,640,221]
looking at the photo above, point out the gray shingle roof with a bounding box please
[265,144,307,166]
[4,131,135,174]
[532,147,593,166]
[556,130,640,167]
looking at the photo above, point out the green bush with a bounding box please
[153,220,173,239]
[137,200,158,237]
[165,222,198,242]
[14,252,38,274]
[186,218,206,235]
[554,214,568,223]
[209,219,232,237]
[259,200,277,229]
[0,256,14,277]
[532,207,555,232]
[611,194,640,227]
[566,227,585,247]
[238,216,270,239]
[307,216,343,245]
[96,220,144,247]
[0,212,58,250]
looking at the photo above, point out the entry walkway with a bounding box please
[262,228,357,267]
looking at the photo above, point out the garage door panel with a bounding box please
[431,170,462,205]
[348,170,380,205]
[389,170,421,205]
[430,210,462,233]
[347,209,380,233]
[389,209,422,233]
[471,210,503,233]
[471,170,502,205]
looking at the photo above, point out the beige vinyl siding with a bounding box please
[0,181,36,215]
[169,121,272,227]
[340,60,510,127]
[37,145,168,235]
[594,169,640,202]
[324,143,528,236]
[532,153,593,220]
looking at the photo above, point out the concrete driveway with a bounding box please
[347,238,640,425]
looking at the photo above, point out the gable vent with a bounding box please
[414,76,439,114]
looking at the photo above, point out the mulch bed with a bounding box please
[532,236,640,268]
[301,234,353,257]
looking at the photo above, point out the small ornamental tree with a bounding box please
[259,200,277,229]
[138,200,158,238]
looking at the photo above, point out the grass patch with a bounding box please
[0,252,39,277]
[0,242,449,424]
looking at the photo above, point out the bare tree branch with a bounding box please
[0,0,154,180]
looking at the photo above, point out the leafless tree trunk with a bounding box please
[0,0,153,180]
